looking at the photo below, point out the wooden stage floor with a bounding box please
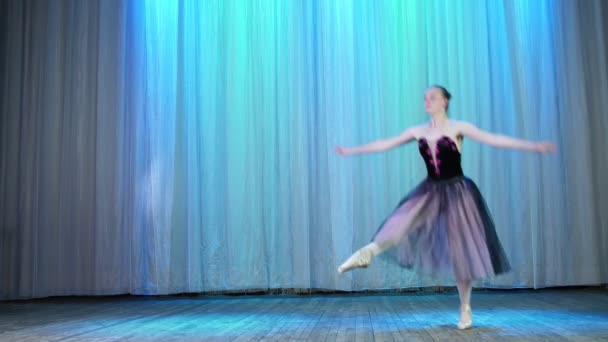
[1,287,607,341]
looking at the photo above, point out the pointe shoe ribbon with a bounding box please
[337,248,372,273]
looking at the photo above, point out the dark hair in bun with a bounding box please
[432,85,451,111]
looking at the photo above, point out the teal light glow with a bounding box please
[133,0,565,291]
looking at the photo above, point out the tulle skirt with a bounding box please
[372,176,511,281]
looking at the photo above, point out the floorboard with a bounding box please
[1,288,607,341]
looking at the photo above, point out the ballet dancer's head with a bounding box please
[424,85,451,115]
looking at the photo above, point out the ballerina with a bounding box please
[335,85,556,329]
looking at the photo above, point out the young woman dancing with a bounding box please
[335,86,555,329]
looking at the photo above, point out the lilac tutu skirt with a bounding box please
[372,176,511,281]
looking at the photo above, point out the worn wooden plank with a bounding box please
[0,288,607,341]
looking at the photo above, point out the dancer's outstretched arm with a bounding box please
[335,127,417,156]
[457,121,556,152]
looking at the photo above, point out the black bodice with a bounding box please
[417,136,464,180]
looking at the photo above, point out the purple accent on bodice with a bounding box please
[417,136,463,180]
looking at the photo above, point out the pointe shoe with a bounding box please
[457,305,473,330]
[337,248,372,273]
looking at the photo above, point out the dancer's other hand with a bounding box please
[335,146,355,156]
[533,142,557,153]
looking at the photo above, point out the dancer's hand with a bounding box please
[533,141,557,153]
[335,146,355,156]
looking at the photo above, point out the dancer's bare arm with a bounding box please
[457,121,555,152]
[335,127,419,156]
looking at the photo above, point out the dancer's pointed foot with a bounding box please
[457,305,473,330]
[337,248,372,273]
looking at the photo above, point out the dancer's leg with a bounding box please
[337,241,393,273]
[456,279,473,329]
[337,195,429,273]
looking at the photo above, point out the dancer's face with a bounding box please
[424,88,448,114]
